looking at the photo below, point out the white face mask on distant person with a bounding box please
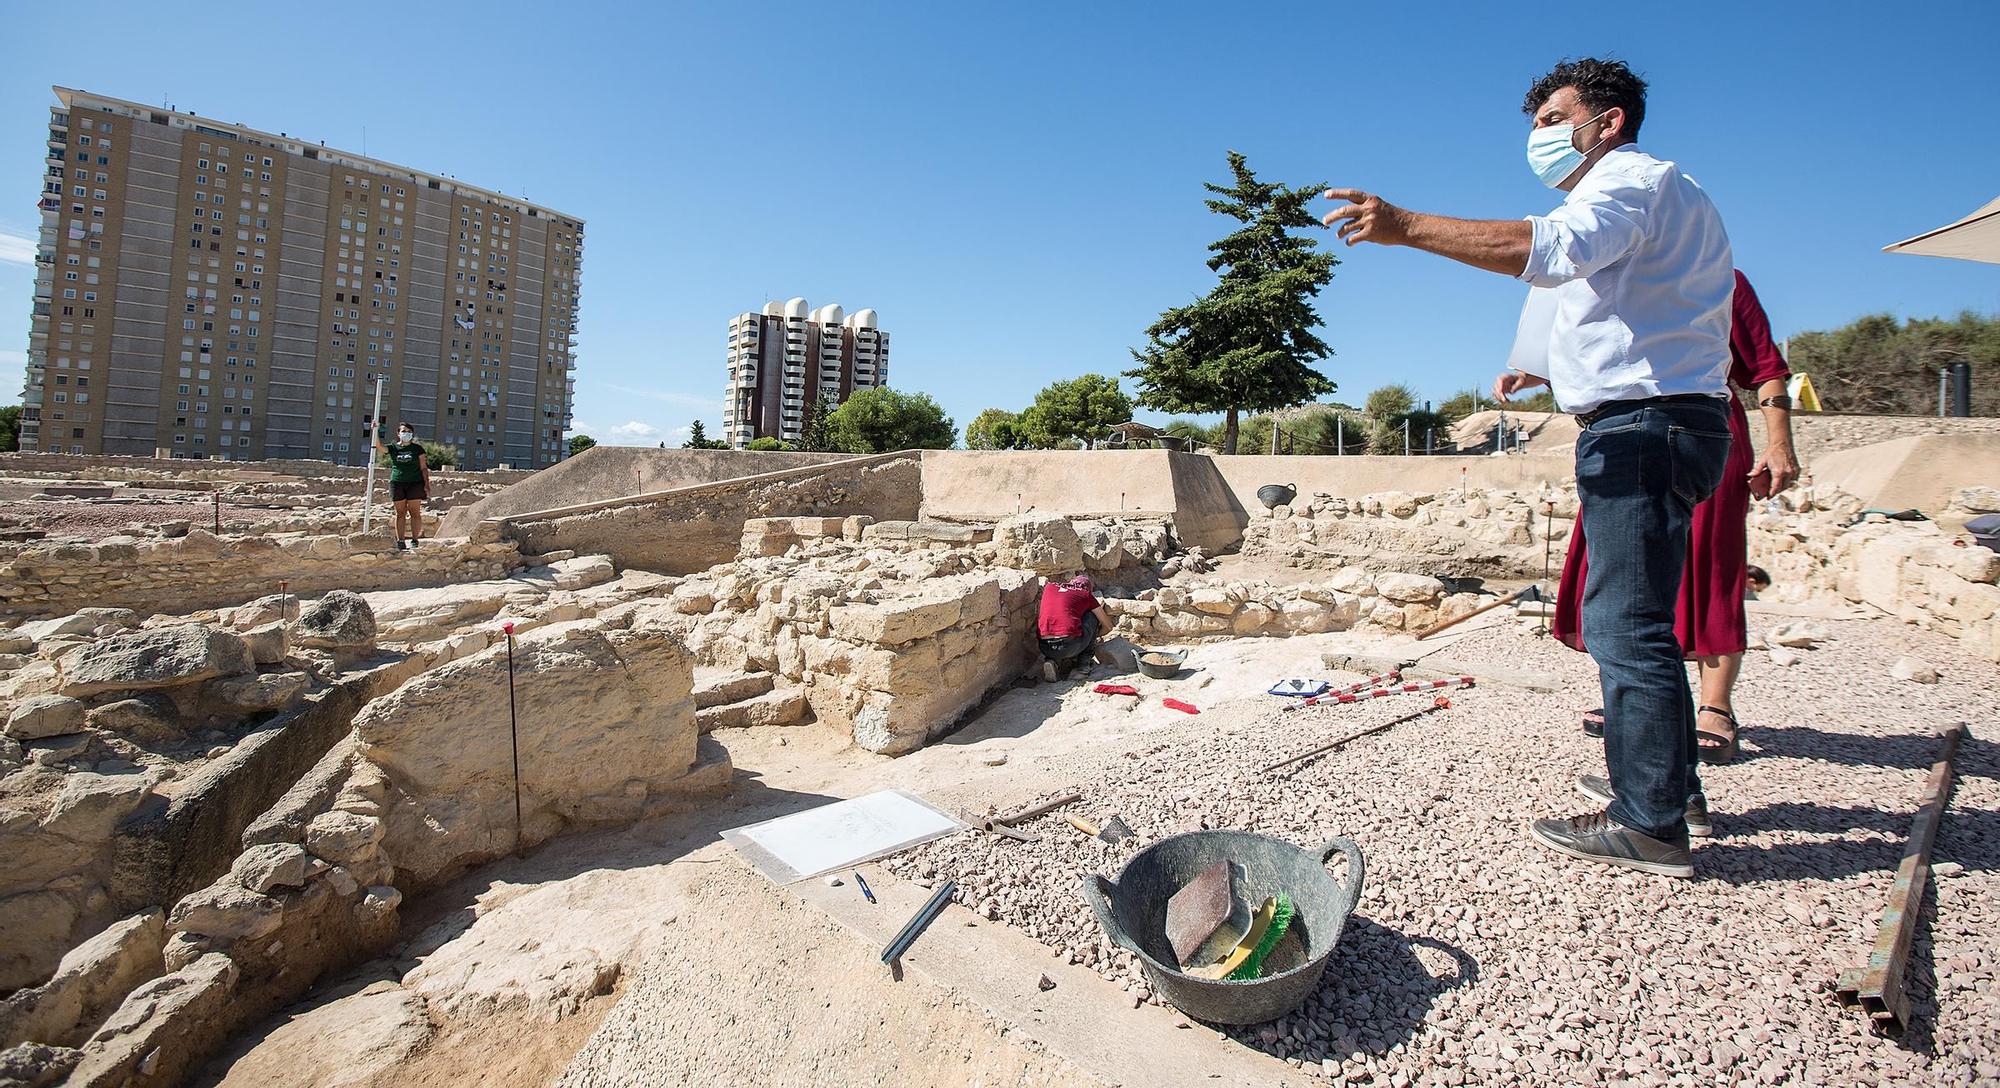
[399,430,414,442]
[1526,109,1613,188]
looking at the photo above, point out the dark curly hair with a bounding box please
[1522,58,1647,140]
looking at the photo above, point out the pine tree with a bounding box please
[682,419,728,450]
[1127,152,1337,453]
[800,391,839,453]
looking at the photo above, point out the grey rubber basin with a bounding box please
[1083,830,1364,1025]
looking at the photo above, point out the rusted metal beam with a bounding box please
[1834,721,1968,1031]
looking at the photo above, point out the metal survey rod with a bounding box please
[1835,721,1968,1031]
[881,880,957,965]
[361,377,385,532]
[1261,697,1453,774]
[1413,583,1540,640]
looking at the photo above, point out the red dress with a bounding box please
[1552,270,1790,658]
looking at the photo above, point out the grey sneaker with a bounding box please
[1041,660,1059,683]
[1576,776,1713,838]
[1530,811,1694,879]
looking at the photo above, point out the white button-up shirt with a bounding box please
[1506,145,1734,415]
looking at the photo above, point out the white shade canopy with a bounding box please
[1884,193,2000,265]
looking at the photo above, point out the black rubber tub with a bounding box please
[1256,483,1298,510]
[1083,830,1364,1025]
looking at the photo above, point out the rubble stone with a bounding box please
[57,624,253,698]
[4,695,85,741]
[290,590,377,650]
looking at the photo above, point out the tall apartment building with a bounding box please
[725,298,887,447]
[19,87,584,468]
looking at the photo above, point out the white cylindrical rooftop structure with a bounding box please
[761,300,783,316]
[849,308,878,330]
[783,296,808,319]
[820,303,844,325]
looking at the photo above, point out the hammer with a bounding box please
[1065,813,1134,844]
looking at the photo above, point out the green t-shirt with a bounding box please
[387,442,425,484]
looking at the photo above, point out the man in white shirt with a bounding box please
[1322,58,1733,879]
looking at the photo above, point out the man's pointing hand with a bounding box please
[1322,188,1411,247]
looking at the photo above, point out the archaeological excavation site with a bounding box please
[0,419,1996,1088]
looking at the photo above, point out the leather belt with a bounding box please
[1574,393,1722,428]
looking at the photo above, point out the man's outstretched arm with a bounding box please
[1321,189,1532,277]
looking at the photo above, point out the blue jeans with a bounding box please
[1575,398,1732,840]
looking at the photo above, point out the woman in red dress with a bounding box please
[1553,270,1800,762]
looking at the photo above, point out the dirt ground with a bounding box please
[200,602,1998,1087]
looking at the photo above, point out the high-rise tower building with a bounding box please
[725,299,887,448]
[19,87,584,468]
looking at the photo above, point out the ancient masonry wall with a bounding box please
[0,532,527,623]
[1110,569,1466,642]
[1749,487,2000,661]
[0,451,536,485]
[1239,487,1571,579]
[495,453,923,574]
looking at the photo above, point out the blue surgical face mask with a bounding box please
[1526,110,1611,189]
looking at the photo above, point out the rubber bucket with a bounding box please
[1256,483,1298,511]
[1083,830,1364,1025]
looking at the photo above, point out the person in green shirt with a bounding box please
[374,420,431,550]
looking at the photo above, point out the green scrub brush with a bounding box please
[1226,894,1295,981]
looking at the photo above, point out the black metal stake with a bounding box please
[504,622,523,855]
[212,492,221,534]
[1540,504,1555,637]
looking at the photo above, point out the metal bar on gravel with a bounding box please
[1834,721,1968,1031]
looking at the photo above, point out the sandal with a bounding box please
[1581,708,1605,739]
[1696,705,1741,765]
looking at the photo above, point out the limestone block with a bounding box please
[57,624,252,698]
[291,590,378,651]
[829,595,963,647]
[84,694,180,742]
[230,843,312,894]
[0,892,82,994]
[992,513,1084,574]
[303,811,385,867]
[355,623,697,887]
[669,582,715,614]
[842,515,875,541]
[1233,604,1274,635]
[204,670,309,714]
[1277,598,1338,634]
[241,622,289,665]
[4,695,84,741]
[226,600,292,632]
[1075,523,1127,572]
[550,554,617,591]
[1327,566,1374,595]
[39,772,154,843]
[1374,573,1446,604]
[1945,545,2000,584]
[695,687,810,733]
[0,908,164,1050]
[693,670,775,709]
[0,630,35,655]
[1890,656,1939,684]
[1152,610,1207,638]
[1378,491,1421,518]
[1189,589,1235,616]
[1766,620,1830,648]
[65,952,238,1087]
[18,610,139,642]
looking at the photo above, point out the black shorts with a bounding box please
[391,480,428,502]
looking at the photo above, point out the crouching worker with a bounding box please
[1037,575,1112,682]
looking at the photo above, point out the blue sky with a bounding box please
[4,2,1998,446]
